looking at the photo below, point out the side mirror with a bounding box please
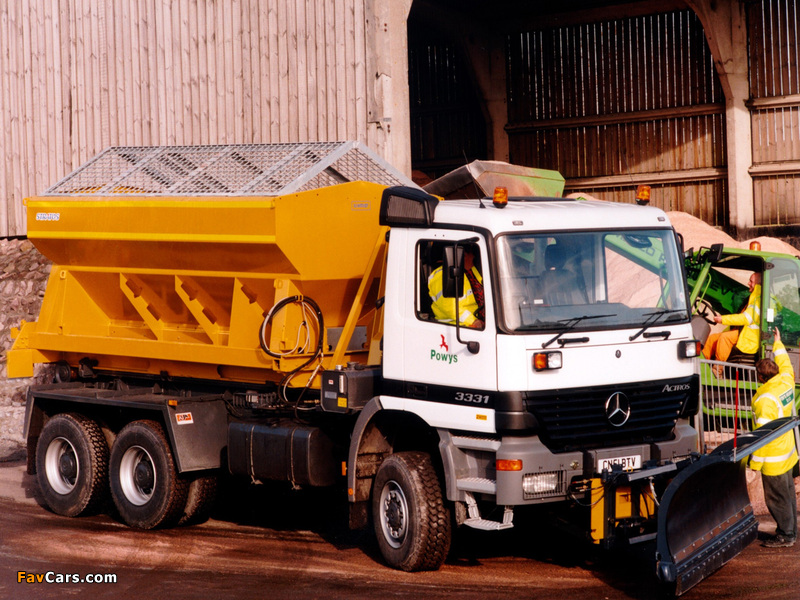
[707,243,724,263]
[441,245,464,299]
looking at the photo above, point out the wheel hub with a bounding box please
[378,480,409,549]
[44,436,80,495]
[134,459,154,493]
[58,450,77,483]
[385,491,404,534]
[118,445,157,506]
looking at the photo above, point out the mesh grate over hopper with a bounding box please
[45,141,416,196]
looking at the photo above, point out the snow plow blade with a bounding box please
[655,417,799,596]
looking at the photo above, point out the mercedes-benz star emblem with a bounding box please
[605,392,631,427]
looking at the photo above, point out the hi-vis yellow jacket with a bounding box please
[720,284,762,355]
[750,339,799,476]
[428,266,481,327]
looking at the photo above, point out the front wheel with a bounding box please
[35,413,109,517]
[372,451,451,571]
[109,420,188,529]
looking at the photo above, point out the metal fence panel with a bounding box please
[696,359,758,453]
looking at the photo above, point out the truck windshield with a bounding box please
[496,230,689,333]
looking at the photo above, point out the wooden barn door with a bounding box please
[407,21,488,183]
[506,9,727,226]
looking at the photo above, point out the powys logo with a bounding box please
[431,335,458,364]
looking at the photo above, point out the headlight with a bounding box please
[678,340,702,358]
[522,471,565,499]
[533,351,562,371]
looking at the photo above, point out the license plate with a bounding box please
[598,454,641,472]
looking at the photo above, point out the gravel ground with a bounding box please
[0,238,51,460]
[0,405,25,460]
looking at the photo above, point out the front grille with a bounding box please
[524,377,696,453]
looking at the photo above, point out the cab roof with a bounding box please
[431,197,672,234]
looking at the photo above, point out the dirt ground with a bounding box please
[1,456,799,600]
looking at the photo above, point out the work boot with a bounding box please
[762,534,796,548]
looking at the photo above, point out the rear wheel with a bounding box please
[109,420,188,529]
[36,413,109,517]
[178,473,218,525]
[372,451,451,571]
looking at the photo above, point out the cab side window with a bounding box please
[416,240,485,329]
[416,241,443,322]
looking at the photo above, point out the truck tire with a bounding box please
[36,413,109,517]
[109,420,189,529]
[178,473,218,526]
[372,451,451,571]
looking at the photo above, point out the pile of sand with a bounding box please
[668,211,800,257]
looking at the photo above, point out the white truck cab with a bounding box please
[380,191,699,465]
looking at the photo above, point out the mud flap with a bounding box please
[655,417,799,596]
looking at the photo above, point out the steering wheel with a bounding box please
[693,297,716,325]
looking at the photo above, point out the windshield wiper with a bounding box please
[542,314,615,348]
[628,309,686,341]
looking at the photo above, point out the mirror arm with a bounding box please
[454,290,480,354]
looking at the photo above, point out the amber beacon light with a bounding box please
[635,185,651,205]
[493,186,508,208]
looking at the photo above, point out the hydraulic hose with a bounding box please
[259,295,324,358]
[258,295,325,407]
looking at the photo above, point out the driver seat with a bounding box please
[691,315,711,344]
[541,244,587,305]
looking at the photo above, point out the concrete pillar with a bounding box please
[399,2,511,168]
[366,0,414,175]
[688,0,754,232]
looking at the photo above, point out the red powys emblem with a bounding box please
[439,334,449,353]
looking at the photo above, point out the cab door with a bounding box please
[382,229,499,430]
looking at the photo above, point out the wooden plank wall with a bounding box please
[0,0,375,237]
[749,0,800,226]
[505,9,727,226]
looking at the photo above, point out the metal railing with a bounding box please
[696,359,758,453]
[697,357,800,462]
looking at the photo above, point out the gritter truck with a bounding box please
[8,144,795,596]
